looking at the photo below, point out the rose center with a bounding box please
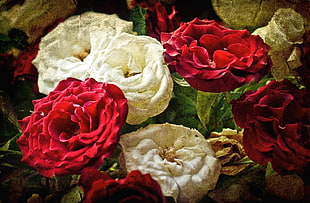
[124,71,141,78]
[74,49,90,61]
[59,123,80,140]
[160,147,176,162]
[121,66,142,78]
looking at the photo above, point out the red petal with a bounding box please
[221,34,244,47]
[199,34,223,56]
[213,50,237,68]
[160,32,172,43]
[227,43,250,58]
[79,168,112,191]
[189,46,210,67]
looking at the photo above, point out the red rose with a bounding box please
[161,18,271,92]
[13,41,39,82]
[16,78,128,177]
[140,1,180,40]
[232,80,310,180]
[79,168,166,203]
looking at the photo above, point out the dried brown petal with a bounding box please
[208,129,249,176]
[0,0,76,43]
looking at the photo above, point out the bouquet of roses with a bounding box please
[0,0,309,202]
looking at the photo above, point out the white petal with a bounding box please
[33,11,172,125]
[120,123,221,202]
[32,11,133,95]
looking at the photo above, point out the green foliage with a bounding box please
[0,91,21,153]
[60,186,83,203]
[0,147,23,169]
[196,91,218,131]
[0,33,11,53]
[196,76,273,136]
[155,82,207,134]
[0,28,28,53]
[130,5,147,35]
[232,76,272,95]
[0,94,20,142]
[0,79,41,171]
[121,82,207,135]
[122,75,271,137]
[206,164,266,202]
[11,79,40,120]
[196,91,237,136]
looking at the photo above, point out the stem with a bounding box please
[0,149,22,155]
[223,91,232,103]
[223,91,242,132]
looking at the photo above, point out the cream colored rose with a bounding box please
[119,123,221,203]
[90,33,173,125]
[32,11,133,95]
[32,11,173,125]
[252,8,305,80]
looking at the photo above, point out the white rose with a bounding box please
[32,11,173,125]
[119,123,221,203]
[90,33,173,125]
[32,11,133,95]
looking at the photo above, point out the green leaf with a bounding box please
[0,28,28,53]
[12,79,42,119]
[0,33,10,42]
[233,76,272,95]
[0,162,16,168]
[0,94,21,134]
[0,94,21,150]
[171,72,191,87]
[8,28,28,50]
[121,82,207,135]
[0,33,11,53]
[155,83,207,134]
[0,135,19,151]
[60,186,83,203]
[196,91,218,129]
[0,148,26,170]
[196,91,237,135]
[130,5,147,35]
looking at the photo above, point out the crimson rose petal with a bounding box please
[138,1,181,41]
[17,78,128,177]
[232,80,310,182]
[79,168,166,203]
[161,18,271,92]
